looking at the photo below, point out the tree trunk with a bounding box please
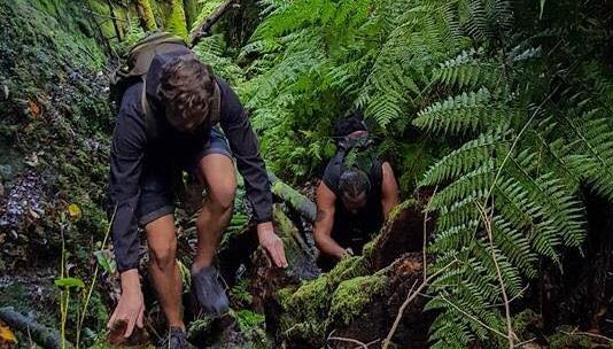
[164,0,189,39]
[135,0,157,32]
[106,0,123,41]
[182,0,202,30]
[188,0,238,47]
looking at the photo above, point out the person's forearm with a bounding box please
[383,199,396,220]
[315,233,346,259]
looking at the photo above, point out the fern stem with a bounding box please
[423,186,438,280]
[76,206,117,348]
[476,201,515,348]
[439,293,509,340]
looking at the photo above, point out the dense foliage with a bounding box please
[233,0,613,347]
[1,0,611,347]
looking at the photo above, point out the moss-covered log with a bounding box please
[269,172,317,223]
[248,204,320,312]
[188,0,238,47]
[266,199,435,348]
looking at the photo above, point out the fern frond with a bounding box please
[491,216,538,278]
[565,114,613,200]
[432,48,499,88]
[413,88,504,135]
[420,128,508,187]
[430,164,496,211]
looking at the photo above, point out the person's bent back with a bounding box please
[106,34,287,349]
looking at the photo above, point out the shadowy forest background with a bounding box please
[0,0,612,348]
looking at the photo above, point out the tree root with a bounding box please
[0,307,70,349]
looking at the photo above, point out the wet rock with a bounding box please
[0,171,45,231]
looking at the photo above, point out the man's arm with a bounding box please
[107,91,147,337]
[313,181,347,260]
[381,162,400,219]
[218,80,287,268]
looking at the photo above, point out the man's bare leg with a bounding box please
[192,153,237,271]
[146,215,184,330]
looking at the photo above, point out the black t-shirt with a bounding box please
[322,151,384,253]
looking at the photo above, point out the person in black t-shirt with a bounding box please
[314,114,399,271]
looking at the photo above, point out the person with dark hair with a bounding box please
[314,114,399,271]
[107,34,286,348]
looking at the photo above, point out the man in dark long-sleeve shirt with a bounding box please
[107,47,287,346]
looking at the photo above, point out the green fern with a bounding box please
[242,0,612,346]
[413,88,506,135]
[432,48,499,88]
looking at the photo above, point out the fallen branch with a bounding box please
[327,330,369,349]
[269,172,317,222]
[561,329,613,344]
[0,307,70,349]
[188,0,239,47]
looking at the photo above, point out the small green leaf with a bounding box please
[54,277,85,289]
[94,250,117,274]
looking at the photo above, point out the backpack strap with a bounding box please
[140,78,158,140]
[369,157,383,192]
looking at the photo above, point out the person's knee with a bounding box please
[207,181,236,214]
[149,238,177,271]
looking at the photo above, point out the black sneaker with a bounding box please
[191,265,230,316]
[158,327,189,349]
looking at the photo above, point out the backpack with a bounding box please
[109,31,220,139]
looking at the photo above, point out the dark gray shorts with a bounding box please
[136,127,232,226]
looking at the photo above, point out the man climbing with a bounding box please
[106,33,287,348]
[314,113,399,271]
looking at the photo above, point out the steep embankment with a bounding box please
[0,0,113,342]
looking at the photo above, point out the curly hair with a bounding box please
[158,55,217,132]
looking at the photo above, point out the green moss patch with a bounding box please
[329,274,387,325]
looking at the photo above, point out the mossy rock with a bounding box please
[328,274,387,326]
